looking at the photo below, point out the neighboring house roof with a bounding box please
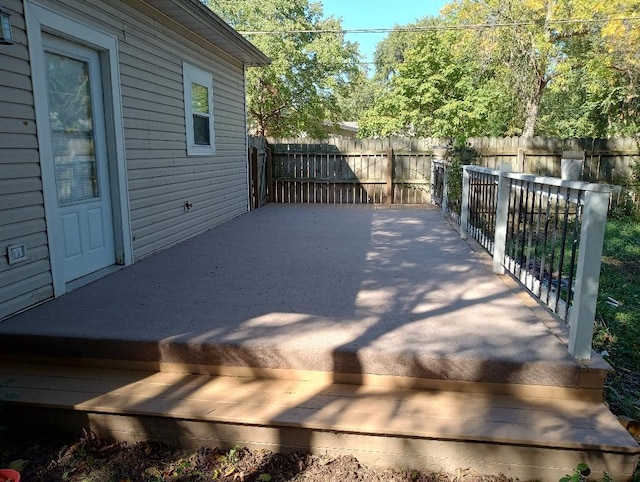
[146,0,271,67]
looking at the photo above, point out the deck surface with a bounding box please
[0,205,604,388]
[0,204,637,479]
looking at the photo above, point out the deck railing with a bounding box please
[431,159,462,223]
[430,160,445,206]
[436,161,620,360]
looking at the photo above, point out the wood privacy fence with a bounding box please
[464,136,638,186]
[248,136,270,209]
[247,136,639,208]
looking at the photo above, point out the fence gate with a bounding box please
[248,139,270,209]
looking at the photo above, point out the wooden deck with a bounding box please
[0,205,638,479]
[2,361,638,481]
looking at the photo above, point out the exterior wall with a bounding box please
[111,0,250,259]
[53,0,249,260]
[0,0,251,319]
[0,0,53,319]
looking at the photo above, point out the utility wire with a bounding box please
[239,16,640,35]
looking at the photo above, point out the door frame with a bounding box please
[25,0,132,297]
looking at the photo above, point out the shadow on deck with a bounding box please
[0,204,637,479]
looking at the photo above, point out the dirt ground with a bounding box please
[0,431,517,482]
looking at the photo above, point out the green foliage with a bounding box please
[219,445,242,465]
[361,0,640,139]
[445,153,465,216]
[207,0,365,137]
[359,20,516,139]
[593,213,640,422]
[559,463,592,482]
[560,463,591,482]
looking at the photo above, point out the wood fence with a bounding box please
[247,136,639,207]
[464,136,638,186]
[265,137,443,204]
[248,136,269,209]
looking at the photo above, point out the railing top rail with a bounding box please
[506,172,622,194]
[464,165,500,176]
[271,149,441,156]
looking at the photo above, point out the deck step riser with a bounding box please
[1,362,638,480]
[0,354,606,402]
[9,406,638,482]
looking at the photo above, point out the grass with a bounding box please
[593,212,640,425]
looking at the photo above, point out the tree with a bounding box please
[359,20,516,138]
[207,0,365,137]
[443,0,640,137]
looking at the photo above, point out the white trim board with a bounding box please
[24,0,133,297]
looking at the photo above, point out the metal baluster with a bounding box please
[490,175,497,248]
[470,173,477,239]
[522,180,532,280]
[507,178,518,269]
[514,179,526,277]
[554,187,572,316]
[564,189,583,321]
[547,185,561,310]
[532,182,545,297]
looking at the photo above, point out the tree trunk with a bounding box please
[522,76,548,138]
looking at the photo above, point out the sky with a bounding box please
[318,0,450,69]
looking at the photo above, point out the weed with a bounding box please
[559,463,591,482]
[219,444,242,465]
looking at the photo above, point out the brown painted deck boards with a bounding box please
[0,363,635,453]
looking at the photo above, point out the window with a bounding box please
[183,63,215,155]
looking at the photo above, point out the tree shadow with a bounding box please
[0,204,632,479]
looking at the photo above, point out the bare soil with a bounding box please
[0,431,517,482]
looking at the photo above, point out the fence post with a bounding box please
[493,163,512,275]
[568,190,609,360]
[386,148,394,204]
[266,147,274,203]
[460,166,470,239]
[251,147,259,210]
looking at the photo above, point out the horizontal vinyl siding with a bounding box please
[0,0,53,319]
[118,11,249,260]
[46,0,250,259]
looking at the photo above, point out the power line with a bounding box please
[239,16,640,35]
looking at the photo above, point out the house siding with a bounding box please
[53,0,250,260]
[0,0,252,319]
[0,0,54,320]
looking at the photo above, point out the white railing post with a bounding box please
[460,167,470,239]
[492,163,512,275]
[441,162,449,216]
[568,190,610,360]
[430,160,436,205]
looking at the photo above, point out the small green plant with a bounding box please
[220,445,242,465]
[560,462,591,482]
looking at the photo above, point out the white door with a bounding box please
[43,35,116,282]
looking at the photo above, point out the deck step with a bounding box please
[1,362,638,480]
[0,352,610,402]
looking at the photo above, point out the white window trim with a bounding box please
[183,62,215,156]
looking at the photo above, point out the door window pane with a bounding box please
[45,51,98,205]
